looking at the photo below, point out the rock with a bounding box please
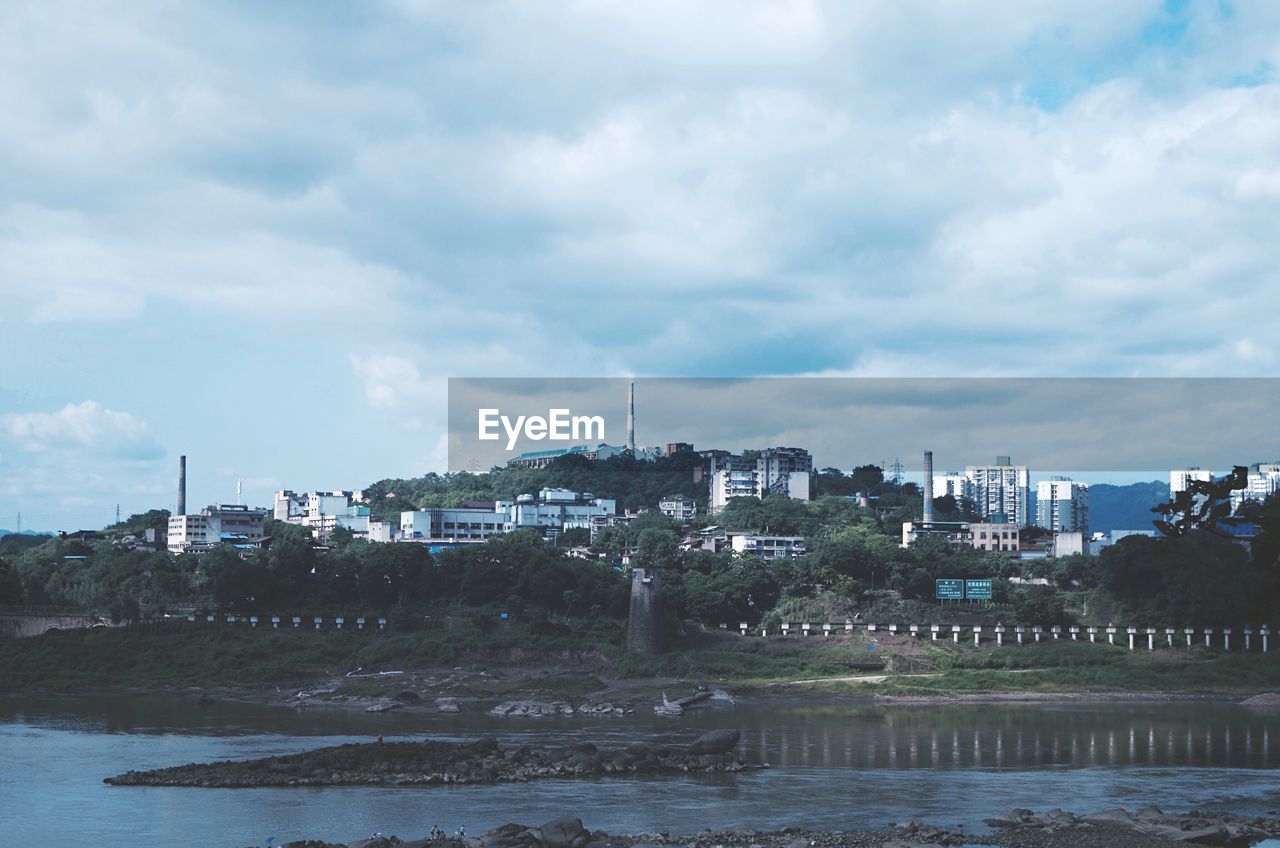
[688,729,741,755]
[395,691,422,704]
[366,702,402,713]
[534,817,585,848]
[488,700,574,718]
[435,697,461,713]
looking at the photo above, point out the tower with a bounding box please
[626,379,636,452]
[923,450,935,524]
[626,564,662,654]
[178,455,187,516]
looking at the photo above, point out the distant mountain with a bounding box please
[0,530,53,537]
[1088,481,1170,536]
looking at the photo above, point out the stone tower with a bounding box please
[626,565,662,654]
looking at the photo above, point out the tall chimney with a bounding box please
[626,379,636,452]
[922,450,934,525]
[178,455,187,516]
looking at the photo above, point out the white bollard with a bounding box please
[378,617,387,631]
[1184,628,1194,648]
[271,616,280,629]
[823,623,832,638]
[1107,626,1117,646]
[931,624,940,641]
[1033,626,1042,643]
[1146,628,1156,651]
[974,626,982,647]
[1127,628,1135,651]
[336,617,344,630]
[1244,628,1252,651]
[1088,627,1097,643]
[1262,626,1270,653]
[995,626,1004,646]
[1015,626,1024,645]
[953,625,961,644]
[1165,628,1175,648]
[1204,628,1213,648]
[314,616,322,630]
[909,624,919,637]
[740,622,749,636]
[250,616,258,628]
[781,623,791,636]
[357,617,365,631]
[1223,628,1232,651]
[292,616,301,628]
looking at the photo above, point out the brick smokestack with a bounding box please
[178,455,187,516]
[923,450,934,524]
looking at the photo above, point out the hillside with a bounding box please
[1087,481,1169,535]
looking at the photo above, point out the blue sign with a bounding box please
[935,578,965,600]
[965,579,993,600]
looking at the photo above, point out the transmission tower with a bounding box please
[889,457,904,486]
[115,504,121,524]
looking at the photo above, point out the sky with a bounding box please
[1,1,1279,530]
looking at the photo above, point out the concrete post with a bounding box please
[378,617,387,631]
[357,617,365,631]
[1262,626,1270,652]
[1165,628,1175,648]
[759,627,768,638]
[868,623,878,632]
[888,624,898,634]
[909,624,919,637]
[952,625,961,643]
[845,621,854,635]
[1146,628,1156,651]
[336,616,344,630]
[1107,626,1117,646]
[1015,626,1024,645]
[1184,627,1194,648]
[227,615,237,624]
[271,616,280,629]
[995,625,1004,646]
[1223,628,1232,651]
[1033,626,1042,643]
[187,615,195,622]
[1126,628,1135,651]
[974,626,982,647]
[314,616,322,630]
[823,623,832,637]
[1244,628,1252,651]
[931,624,940,641]
[206,615,215,623]
[802,622,812,637]
[250,615,258,628]
[781,622,791,636]
[1088,627,1097,643]
[740,622,749,636]
[292,616,301,628]
[1204,628,1213,648]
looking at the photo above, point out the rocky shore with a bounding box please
[241,808,1280,848]
[106,730,756,788]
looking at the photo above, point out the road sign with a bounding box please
[965,579,993,600]
[935,578,965,600]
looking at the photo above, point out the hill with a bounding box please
[1087,481,1169,535]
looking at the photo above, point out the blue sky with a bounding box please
[2,1,1278,530]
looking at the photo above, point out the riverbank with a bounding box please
[3,625,1278,707]
[240,808,1280,848]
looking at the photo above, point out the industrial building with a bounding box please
[273,489,370,542]
[167,504,268,554]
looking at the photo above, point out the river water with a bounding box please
[2,695,1279,847]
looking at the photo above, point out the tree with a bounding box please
[1152,466,1247,537]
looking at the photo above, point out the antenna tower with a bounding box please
[890,457,904,486]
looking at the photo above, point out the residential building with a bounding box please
[708,447,813,511]
[665,442,694,456]
[1035,477,1089,535]
[932,472,970,501]
[728,532,807,559]
[1170,468,1213,495]
[167,504,268,554]
[1230,465,1280,511]
[965,457,1030,526]
[658,495,697,523]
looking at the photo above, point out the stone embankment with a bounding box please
[242,808,1280,848]
[106,731,753,788]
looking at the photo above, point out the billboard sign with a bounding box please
[935,578,965,600]
[965,579,994,600]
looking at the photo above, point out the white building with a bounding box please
[273,490,370,542]
[728,532,807,559]
[932,473,970,501]
[1230,465,1280,511]
[400,506,507,542]
[498,488,617,534]
[168,504,268,554]
[658,495,697,523]
[1170,468,1213,495]
[965,457,1030,526]
[708,448,813,512]
[1052,531,1088,558]
[1035,477,1089,534]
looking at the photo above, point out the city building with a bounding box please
[497,487,617,535]
[1035,477,1089,535]
[658,495,697,523]
[506,443,662,469]
[400,506,507,542]
[1170,468,1213,495]
[1230,465,1280,511]
[727,532,807,559]
[273,490,369,542]
[665,442,694,456]
[932,472,970,501]
[1052,531,1088,558]
[964,457,1030,526]
[968,521,1021,554]
[167,504,268,554]
[708,447,813,511]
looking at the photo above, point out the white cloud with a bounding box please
[1,401,163,459]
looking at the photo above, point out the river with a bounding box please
[2,694,1278,847]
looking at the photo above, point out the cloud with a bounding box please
[1,401,163,459]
